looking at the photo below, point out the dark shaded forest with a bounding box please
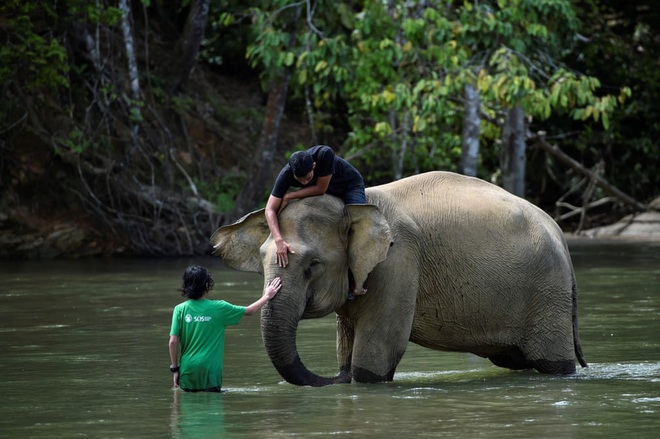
[0,0,658,258]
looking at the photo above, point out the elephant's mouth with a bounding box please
[348,269,357,293]
[299,275,350,319]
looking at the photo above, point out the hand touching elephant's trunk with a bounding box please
[260,296,351,386]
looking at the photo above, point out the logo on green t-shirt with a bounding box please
[184,313,213,323]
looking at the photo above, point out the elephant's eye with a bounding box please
[304,259,323,280]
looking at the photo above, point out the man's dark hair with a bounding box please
[289,150,314,177]
[179,265,214,299]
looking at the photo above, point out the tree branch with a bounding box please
[531,133,647,211]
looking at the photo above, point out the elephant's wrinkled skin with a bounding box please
[212,171,587,386]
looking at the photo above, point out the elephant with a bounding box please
[211,171,587,386]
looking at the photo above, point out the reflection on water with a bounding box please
[171,391,225,439]
[0,242,658,438]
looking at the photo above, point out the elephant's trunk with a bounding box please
[260,294,351,387]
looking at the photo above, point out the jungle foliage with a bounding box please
[0,0,657,256]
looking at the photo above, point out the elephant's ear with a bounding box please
[210,208,270,274]
[346,204,393,293]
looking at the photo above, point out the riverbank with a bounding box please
[571,197,660,242]
[1,197,658,259]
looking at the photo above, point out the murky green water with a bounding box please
[1,240,658,438]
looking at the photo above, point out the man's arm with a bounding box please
[244,277,282,315]
[282,174,332,203]
[265,195,283,240]
[168,335,179,387]
[265,195,294,267]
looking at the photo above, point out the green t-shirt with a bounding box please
[170,299,246,390]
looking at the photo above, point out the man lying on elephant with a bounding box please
[265,145,366,274]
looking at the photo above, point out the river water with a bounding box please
[0,240,658,438]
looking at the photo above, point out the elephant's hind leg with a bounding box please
[488,347,533,371]
[488,348,577,374]
[336,315,355,377]
[530,358,577,375]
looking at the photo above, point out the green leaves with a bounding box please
[216,0,632,178]
[0,1,70,90]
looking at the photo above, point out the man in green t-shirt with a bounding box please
[168,265,281,392]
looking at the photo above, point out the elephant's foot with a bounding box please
[352,365,396,383]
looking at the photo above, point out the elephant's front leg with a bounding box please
[348,269,418,383]
[336,315,354,378]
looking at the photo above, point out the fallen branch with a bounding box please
[556,197,613,221]
[531,133,647,212]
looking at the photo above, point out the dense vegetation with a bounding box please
[0,0,657,257]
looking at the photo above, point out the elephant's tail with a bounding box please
[572,280,588,368]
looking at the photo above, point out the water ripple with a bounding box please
[576,362,660,381]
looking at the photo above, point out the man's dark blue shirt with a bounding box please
[271,145,364,199]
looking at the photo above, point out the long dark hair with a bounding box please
[178,265,214,299]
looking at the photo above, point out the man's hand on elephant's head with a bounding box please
[275,238,295,267]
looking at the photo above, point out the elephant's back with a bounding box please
[368,171,561,241]
[369,171,522,207]
[368,171,506,208]
[368,170,572,290]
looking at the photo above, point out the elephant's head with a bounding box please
[211,195,392,386]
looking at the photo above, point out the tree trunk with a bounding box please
[167,0,211,91]
[118,0,141,157]
[229,71,292,221]
[391,110,408,180]
[459,83,481,176]
[500,106,526,197]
